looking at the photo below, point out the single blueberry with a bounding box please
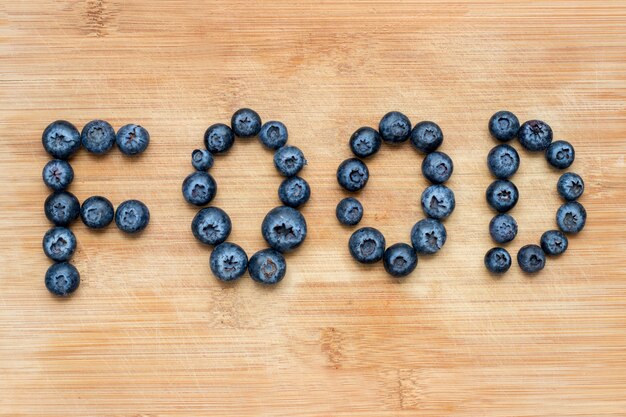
[410,121,443,154]
[556,201,587,234]
[191,207,231,246]
[557,172,584,201]
[421,184,455,220]
[546,140,575,169]
[259,121,288,150]
[349,227,385,264]
[248,249,287,285]
[182,171,217,206]
[44,191,80,226]
[204,123,235,154]
[42,227,76,262]
[379,111,411,143]
[191,149,214,171]
[81,119,116,154]
[484,247,512,274]
[80,196,114,229]
[410,218,447,254]
[261,206,307,253]
[421,151,454,184]
[42,120,81,160]
[116,124,150,155]
[336,158,369,192]
[278,176,311,208]
[489,213,518,244]
[336,197,364,226]
[210,242,248,282]
[115,199,150,233]
[45,262,80,297]
[517,244,546,274]
[486,180,519,213]
[540,230,569,255]
[349,127,382,158]
[518,120,553,151]
[42,159,74,191]
[274,146,307,177]
[383,243,418,277]
[231,108,262,138]
[487,144,520,179]
[488,111,520,142]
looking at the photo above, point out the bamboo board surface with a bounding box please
[1,1,625,415]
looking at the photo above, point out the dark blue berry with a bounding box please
[557,172,584,201]
[379,111,411,143]
[336,158,368,192]
[231,108,261,138]
[273,146,306,177]
[259,121,288,150]
[486,180,518,213]
[116,124,150,155]
[540,230,568,255]
[489,213,518,244]
[42,159,74,191]
[349,127,382,158]
[44,191,80,226]
[204,123,235,154]
[421,184,455,220]
[517,244,546,274]
[191,207,231,246]
[115,199,150,233]
[182,171,217,206]
[487,144,520,179]
[518,120,552,151]
[488,111,519,142]
[80,196,114,229]
[210,242,248,282]
[484,247,512,274]
[349,227,385,264]
[81,119,115,154]
[556,201,586,234]
[191,149,214,171]
[336,197,363,226]
[248,249,287,285]
[410,121,443,154]
[261,206,307,253]
[383,243,417,277]
[411,218,447,254]
[42,120,81,160]
[42,227,76,262]
[278,176,310,208]
[546,140,575,169]
[421,151,453,184]
[45,262,80,297]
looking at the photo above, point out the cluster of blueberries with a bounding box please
[484,111,586,274]
[335,111,455,277]
[41,120,151,296]
[182,109,309,284]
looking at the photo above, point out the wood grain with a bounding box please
[1,1,625,415]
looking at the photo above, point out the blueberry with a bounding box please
[191,207,231,246]
[182,171,217,206]
[379,111,411,143]
[336,158,369,192]
[248,249,287,285]
[44,191,80,226]
[210,242,248,282]
[556,201,587,234]
[45,262,80,297]
[42,227,76,262]
[259,121,288,150]
[383,243,418,277]
[557,172,584,201]
[487,144,520,179]
[421,151,453,184]
[81,119,115,154]
[517,244,546,274]
[349,227,385,264]
[80,196,114,229]
[231,108,261,138]
[410,121,443,154]
[349,127,382,158]
[540,230,569,255]
[42,159,74,191]
[421,185,455,220]
[486,180,519,213]
[518,120,553,151]
[546,140,575,169]
[484,247,512,274]
[204,123,235,154]
[336,197,363,226]
[488,111,520,142]
[278,176,311,208]
[116,124,150,155]
[42,120,81,160]
[191,149,214,171]
[410,218,447,254]
[115,199,150,233]
[273,146,306,177]
[261,206,307,253]
[489,213,518,244]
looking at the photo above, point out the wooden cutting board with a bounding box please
[1,1,625,415]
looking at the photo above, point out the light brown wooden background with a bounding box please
[1,1,625,415]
